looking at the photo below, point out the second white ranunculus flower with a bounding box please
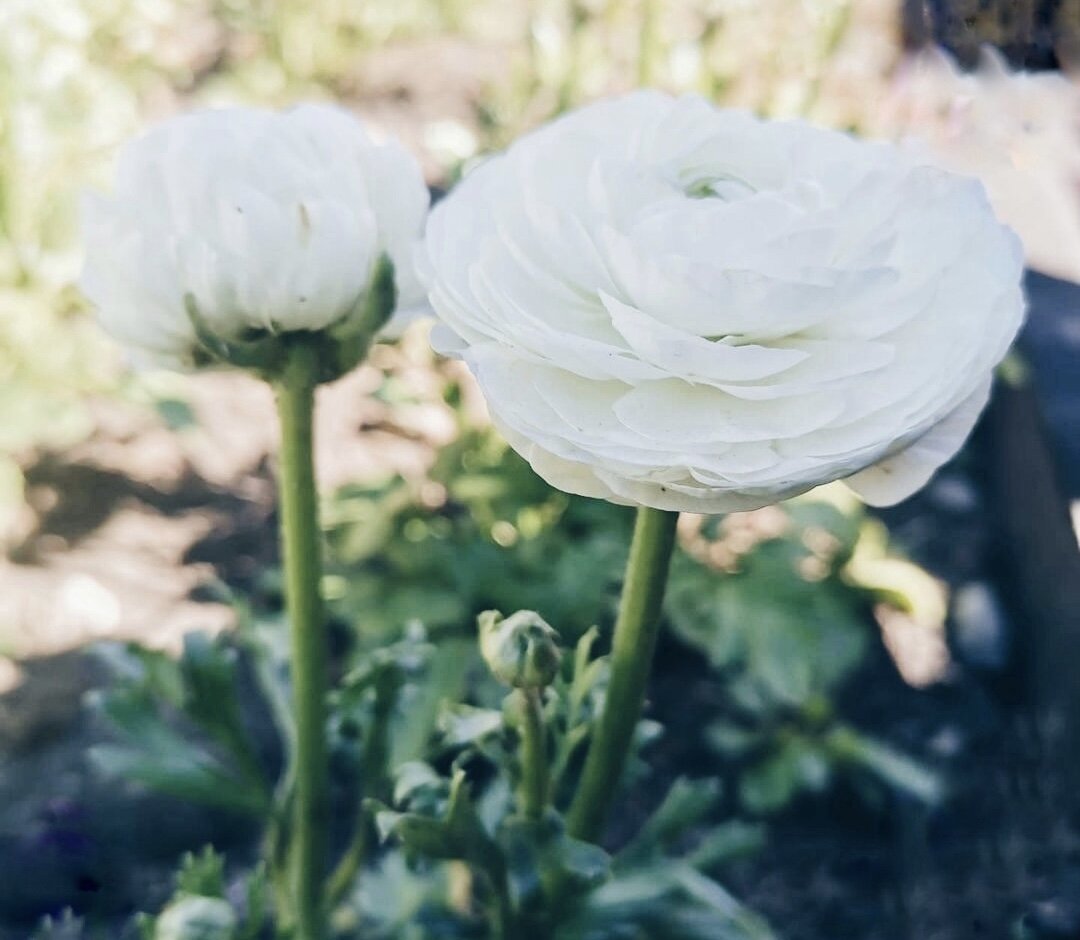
[81,104,429,373]
[423,91,1026,512]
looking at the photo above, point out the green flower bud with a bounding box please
[154,896,237,940]
[478,610,562,689]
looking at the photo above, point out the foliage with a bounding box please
[326,433,942,818]
[362,627,774,940]
[74,407,945,937]
[323,428,633,644]
[668,498,942,814]
[78,435,945,938]
[83,608,777,938]
[89,632,274,817]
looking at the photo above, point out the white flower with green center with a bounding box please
[81,104,429,374]
[423,91,1026,512]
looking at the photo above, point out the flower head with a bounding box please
[81,104,429,375]
[423,91,1025,512]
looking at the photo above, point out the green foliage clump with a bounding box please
[323,428,633,644]
[668,498,942,814]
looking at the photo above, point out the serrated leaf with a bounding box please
[176,845,226,898]
[90,743,267,815]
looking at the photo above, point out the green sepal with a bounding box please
[185,294,286,373]
[328,254,397,379]
[183,252,396,384]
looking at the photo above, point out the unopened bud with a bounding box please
[478,610,562,689]
[154,896,237,940]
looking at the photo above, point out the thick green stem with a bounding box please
[519,688,549,820]
[566,506,678,843]
[275,342,329,940]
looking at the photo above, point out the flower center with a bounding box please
[683,173,757,201]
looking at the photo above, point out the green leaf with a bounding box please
[392,761,444,807]
[672,865,776,938]
[737,747,800,816]
[175,845,226,898]
[376,771,505,880]
[91,638,271,815]
[499,813,610,908]
[437,703,505,747]
[685,820,768,871]
[617,777,723,868]
[568,862,775,940]
[90,743,268,815]
[825,725,944,805]
[706,722,761,758]
[666,529,869,712]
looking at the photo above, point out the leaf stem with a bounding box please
[275,341,330,940]
[566,506,678,843]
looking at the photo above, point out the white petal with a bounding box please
[844,377,993,506]
[613,379,846,444]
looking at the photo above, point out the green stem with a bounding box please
[490,868,515,940]
[637,0,659,87]
[566,506,678,843]
[519,688,549,820]
[275,341,329,940]
[557,0,588,114]
[326,669,398,907]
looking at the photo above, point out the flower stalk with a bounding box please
[566,506,679,843]
[519,687,549,820]
[275,340,330,940]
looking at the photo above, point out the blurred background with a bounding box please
[4,1,1080,938]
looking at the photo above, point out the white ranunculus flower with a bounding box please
[81,104,429,371]
[423,91,1026,513]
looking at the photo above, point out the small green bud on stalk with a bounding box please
[478,610,562,690]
